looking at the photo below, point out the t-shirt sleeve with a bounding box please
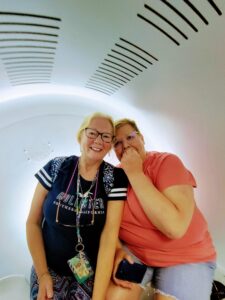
[155,154,197,191]
[35,159,54,190]
[107,167,128,201]
[35,156,66,190]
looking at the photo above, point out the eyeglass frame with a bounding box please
[84,127,114,143]
[55,197,96,228]
[113,130,139,149]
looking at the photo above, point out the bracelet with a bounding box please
[38,271,50,283]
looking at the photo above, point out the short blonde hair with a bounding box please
[77,112,114,143]
[114,118,141,133]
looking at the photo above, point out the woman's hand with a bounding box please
[37,273,53,300]
[121,147,143,176]
[112,248,134,289]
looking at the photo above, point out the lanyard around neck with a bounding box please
[75,162,100,252]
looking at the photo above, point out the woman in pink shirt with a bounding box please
[106,118,216,300]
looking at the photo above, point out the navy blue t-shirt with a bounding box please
[35,155,128,276]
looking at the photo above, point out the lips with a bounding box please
[90,146,102,152]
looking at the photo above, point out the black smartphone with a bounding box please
[115,259,147,283]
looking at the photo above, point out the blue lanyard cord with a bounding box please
[75,166,100,252]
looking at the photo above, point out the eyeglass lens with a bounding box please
[85,128,113,143]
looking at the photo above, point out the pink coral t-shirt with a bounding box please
[119,152,216,266]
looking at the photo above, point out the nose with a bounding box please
[94,133,103,143]
[122,139,130,149]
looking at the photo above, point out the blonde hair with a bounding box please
[77,112,114,143]
[114,118,141,133]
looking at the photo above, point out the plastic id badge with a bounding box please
[68,252,94,284]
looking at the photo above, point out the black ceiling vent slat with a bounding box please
[91,75,122,88]
[0,51,55,55]
[86,83,116,93]
[4,61,54,65]
[7,69,52,73]
[183,0,208,25]
[99,66,133,80]
[144,4,188,40]
[207,0,222,15]
[2,56,54,60]
[0,22,60,29]
[86,35,154,93]
[86,86,112,96]
[159,0,198,32]
[11,79,51,83]
[93,74,124,86]
[7,73,52,77]
[101,62,135,78]
[0,38,57,43]
[88,79,119,90]
[12,81,50,86]
[104,59,138,75]
[9,73,51,77]
[0,12,61,21]
[7,70,52,75]
[112,49,148,68]
[107,54,143,72]
[86,85,115,95]
[10,78,52,82]
[6,69,53,74]
[9,77,52,81]
[119,38,158,61]
[137,14,180,46]
[0,11,61,87]
[6,65,53,70]
[96,70,128,83]
[88,78,119,90]
[0,45,56,49]
[115,43,153,64]
[0,31,58,37]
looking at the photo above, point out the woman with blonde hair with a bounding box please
[26,112,128,300]
[107,118,216,300]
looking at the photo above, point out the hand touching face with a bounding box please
[120,147,143,175]
[114,124,146,162]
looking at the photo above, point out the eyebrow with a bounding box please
[115,131,137,140]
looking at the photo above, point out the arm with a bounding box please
[92,200,124,300]
[121,148,195,239]
[111,240,134,289]
[26,182,53,300]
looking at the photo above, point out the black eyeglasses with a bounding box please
[85,128,114,143]
[55,198,95,228]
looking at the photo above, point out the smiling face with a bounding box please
[79,117,113,163]
[114,123,146,161]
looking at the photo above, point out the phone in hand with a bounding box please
[115,259,147,283]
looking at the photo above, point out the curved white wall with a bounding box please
[1,91,225,284]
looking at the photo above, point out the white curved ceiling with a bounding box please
[0,0,225,281]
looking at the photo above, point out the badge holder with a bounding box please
[67,167,97,285]
[68,235,94,284]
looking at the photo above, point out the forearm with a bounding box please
[26,222,49,279]
[92,229,117,300]
[127,172,193,238]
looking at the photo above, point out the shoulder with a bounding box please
[49,155,77,173]
[102,160,127,179]
[101,161,128,195]
[144,151,183,169]
[35,155,78,190]
[146,152,197,190]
